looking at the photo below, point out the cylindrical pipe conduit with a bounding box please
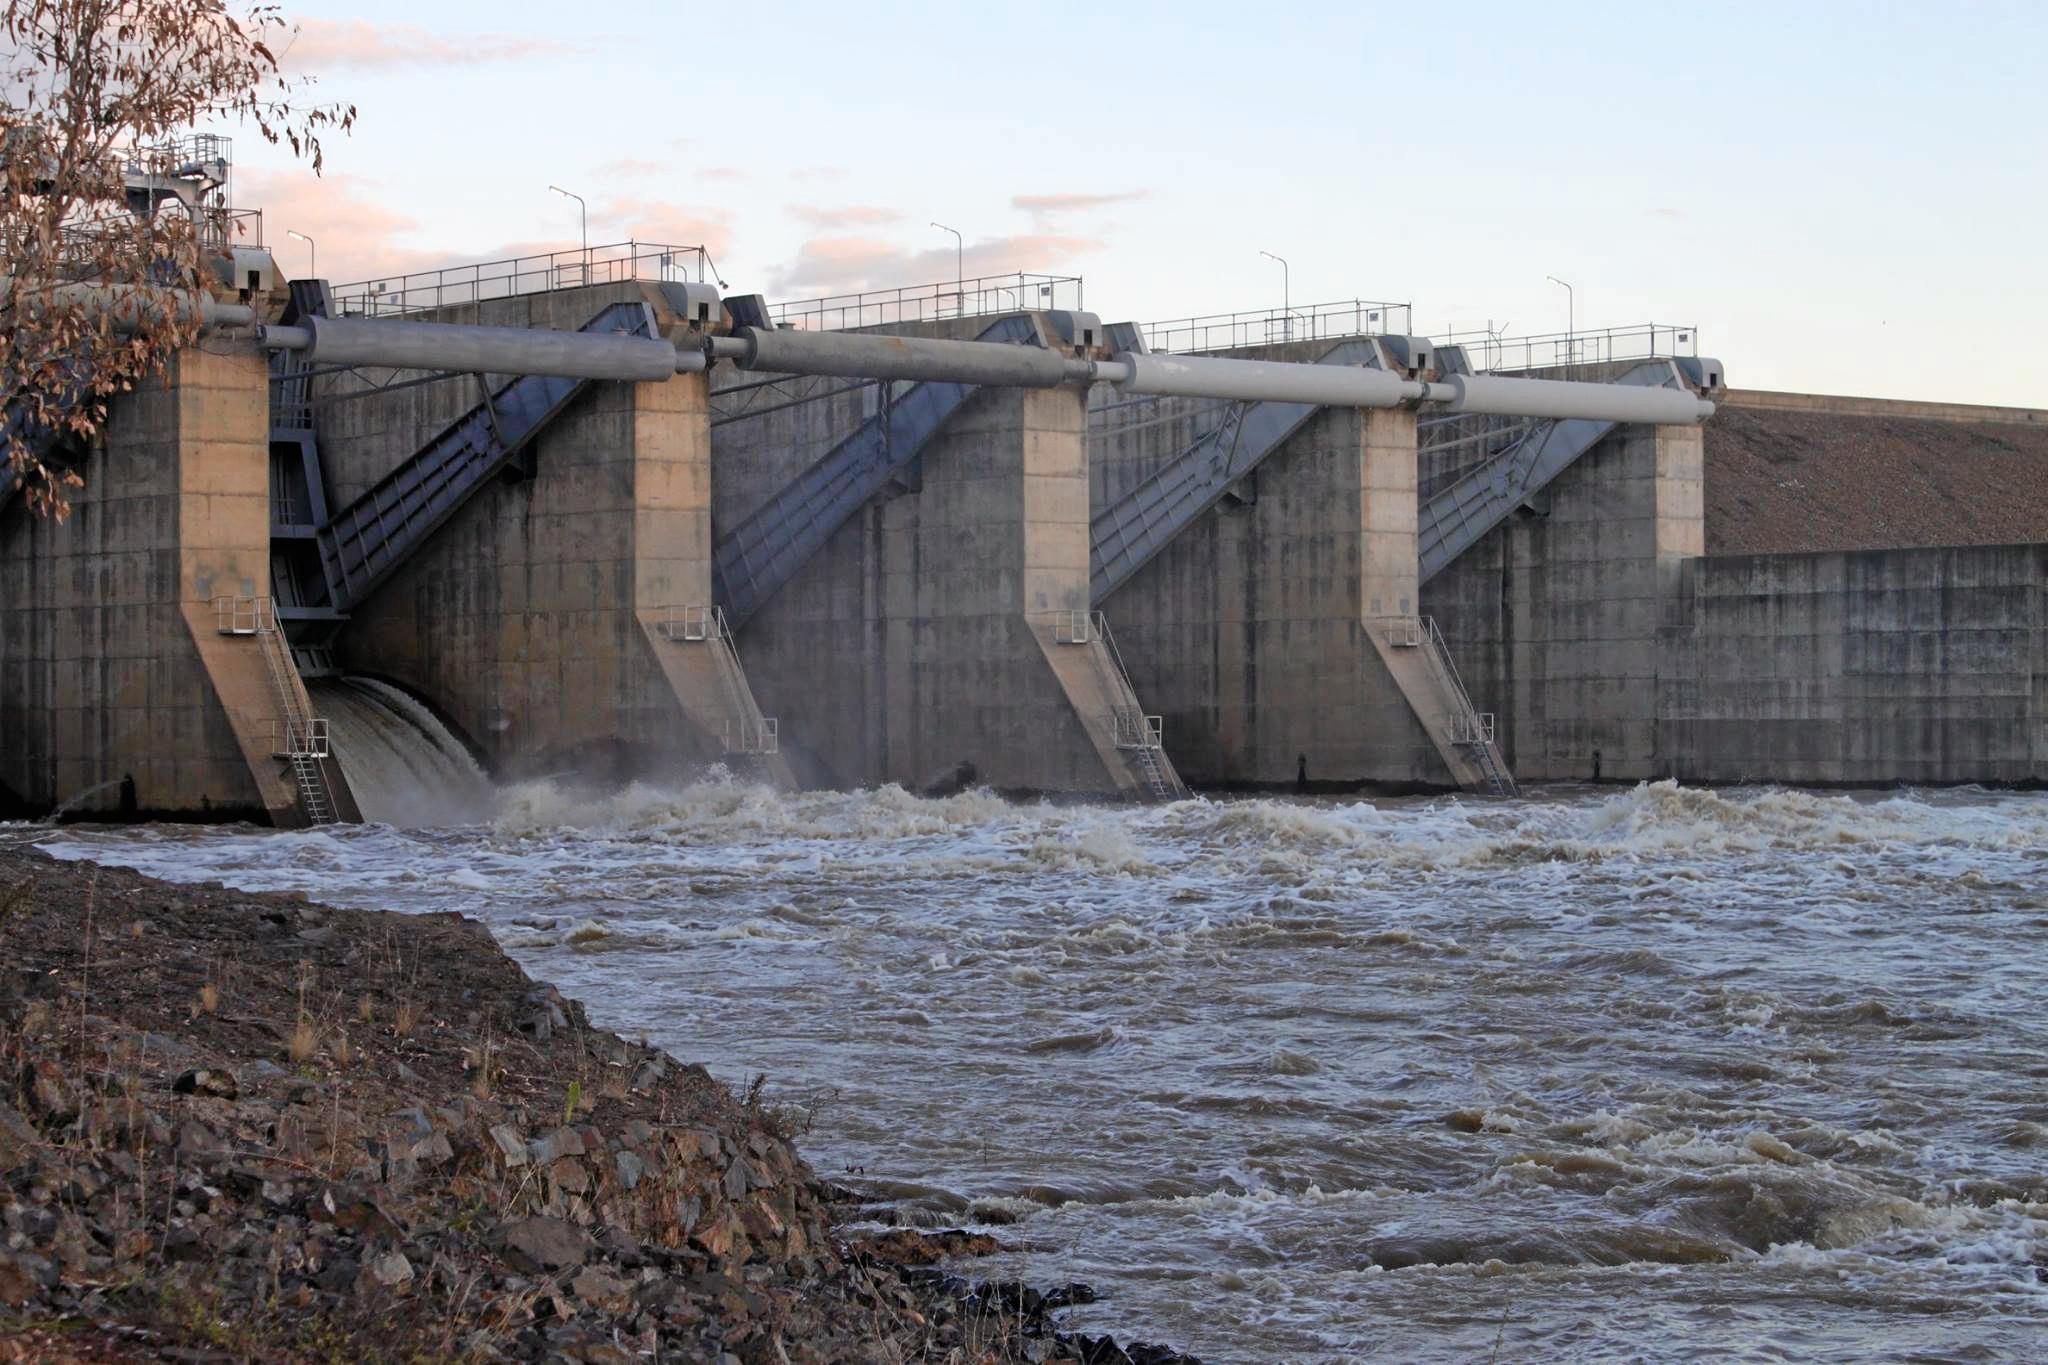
[1442,372,1714,423]
[269,314,698,380]
[1111,351,1414,407]
[730,326,1071,388]
[0,276,253,331]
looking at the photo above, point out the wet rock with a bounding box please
[497,1215,592,1273]
[172,1067,238,1099]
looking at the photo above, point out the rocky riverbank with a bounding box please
[0,844,1198,1364]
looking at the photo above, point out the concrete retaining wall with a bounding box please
[1664,543,2047,784]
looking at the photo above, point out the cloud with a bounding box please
[1649,206,1686,221]
[282,18,578,71]
[590,196,732,256]
[1011,191,1148,215]
[596,157,668,180]
[785,203,902,229]
[767,232,1101,299]
[699,167,748,183]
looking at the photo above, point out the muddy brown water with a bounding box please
[31,780,2048,1362]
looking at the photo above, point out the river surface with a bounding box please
[29,780,2048,1362]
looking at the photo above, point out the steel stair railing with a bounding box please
[1093,611,1187,801]
[1089,338,1382,606]
[1418,358,1684,584]
[315,300,658,612]
[1416,615,1516,796]
[215,595,338,823]
[655,605,779,755]
[713,313,1041,628]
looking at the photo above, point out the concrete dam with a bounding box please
[5,236,2045,826]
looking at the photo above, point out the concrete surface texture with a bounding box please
[0,344,308,820]
[1665,543,2047,784]
[321,281,788,786]
[713,342,1155,796]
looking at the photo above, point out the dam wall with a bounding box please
[0,344,335,822]
[1663,544,2048,784]
[710,323,1159,797]
[312,281,774,785]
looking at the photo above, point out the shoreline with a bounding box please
[0,845,1199,1364]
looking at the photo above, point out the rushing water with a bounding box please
[29,779,2048,1362]
[308,677,493,826]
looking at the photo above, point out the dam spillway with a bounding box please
[4,243,2046,824]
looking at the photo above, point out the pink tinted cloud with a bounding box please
[283,18,578,71]
[769,232,1101,298]
[785,204,903,229]
[1011,191,1148,215]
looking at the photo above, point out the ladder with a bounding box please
[1417,616,1517,797]
[216,596,338,824]
[1095,613,1188,801]
[656,605,779,755]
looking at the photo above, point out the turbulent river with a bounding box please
[29,779,2048,1362]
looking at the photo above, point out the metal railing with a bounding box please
[768,273,1084,332]
[1111,708,1166,750]
[330,241,711,317]
[1430,322,1699,376]
[1141,299,1414,355]
[653,604,780,755]
[269,717,331,759]
[1050,609,1093,644]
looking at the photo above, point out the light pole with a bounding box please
[549,184,587,260]
[285,229,314,279]
[1546,275,1574,370]
[1259,250,1290,336]
[930,221,962,311]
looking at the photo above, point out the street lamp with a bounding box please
[1546,275,1574,370]
[549,185,587,257]
[1259,250,1290,336]
[285,229,314,279]
[930,221,962,311]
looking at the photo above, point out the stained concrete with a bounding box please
[713,353,1154,796]
[319,281,785,785]
[1,344,311,820]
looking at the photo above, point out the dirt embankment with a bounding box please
[0,845,1196,1365]
[1704,404,2048,556]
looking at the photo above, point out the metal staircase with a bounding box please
[316,300,659,611]
[215,596,337,824]
[1089,338,1381,605]
[654,605,779,755]
[1369,614,1517,796]
[1417,358,1685,584]
[712,313,1041,628]
[1049,610,1187,801]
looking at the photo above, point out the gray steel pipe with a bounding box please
[1440,371,1714,423]
[731,326,1071,387]
[0,276,253,330]
[280,314,696,380]
[1112,351,1415,407]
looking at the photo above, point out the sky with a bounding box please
[222,0,2046,405]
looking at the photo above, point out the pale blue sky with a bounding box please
[231,0,2046,404]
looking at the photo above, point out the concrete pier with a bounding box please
[714,343,1162,796]
[0,344,348,822]
[321,283,789,787]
